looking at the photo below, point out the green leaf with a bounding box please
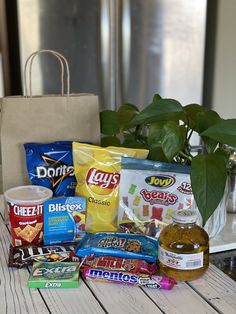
[100,110,120,135]
[101,135,121,147]
[201,119,236,146]
[117,103,139,130]
[183,104,206,129]
[197,110,222,133]
[161,122,187,161]
[191,154,227,225]
[148,143,169,162]
[152,94,162,105]
[129,98,184,126]
[147,122,165,145]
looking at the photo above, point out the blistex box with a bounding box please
[44,197,86,245]
[28,262,80,288]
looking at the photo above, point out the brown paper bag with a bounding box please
[0,50,100,192]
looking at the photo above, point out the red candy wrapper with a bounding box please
[70,253,157,275]
[82,267,176,290]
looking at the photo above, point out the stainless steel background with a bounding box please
[17,0,207,110]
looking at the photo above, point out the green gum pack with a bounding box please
[28,262,80,288]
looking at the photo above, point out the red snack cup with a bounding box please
[4,185,52,247]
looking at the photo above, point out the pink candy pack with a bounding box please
[118,157,193,237]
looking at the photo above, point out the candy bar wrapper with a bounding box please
[118,157,194,238]
[75,232,158,263]
[82,267,175,290]
[77,255,157,275]
[8,243,76,268]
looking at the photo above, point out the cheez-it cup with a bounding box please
[4,185,53,247]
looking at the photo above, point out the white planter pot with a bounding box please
[192,182,228,239]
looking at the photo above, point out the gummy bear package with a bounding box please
[24,141,76,196]
[73,143,149,233]
[118,157,193,237]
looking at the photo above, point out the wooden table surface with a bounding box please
[1,211,236,313]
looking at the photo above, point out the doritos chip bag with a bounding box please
[24,141,76,197]
[72,142,149,233]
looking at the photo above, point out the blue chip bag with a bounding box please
[75,232,158,263]
[44,196,86,245]
[24,141,76,196]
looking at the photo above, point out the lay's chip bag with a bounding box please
[72,142,149,233]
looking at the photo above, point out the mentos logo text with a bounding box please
[86,168,120,189]
[88,269,137,284]
[36,165,74,178]
[48,203,83,213]
[140,189,178,206]
[12,204,43,216]
[145,175,175,188]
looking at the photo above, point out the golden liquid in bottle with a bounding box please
[159,222,209,281]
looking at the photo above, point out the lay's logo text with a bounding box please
[86,168,120,189]
[145,175,175,188]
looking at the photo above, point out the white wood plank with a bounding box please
[39,279,105,314]
[189,264,236,314]
[141,281,218,314]
[86,279,163,314]
[0,213,49,314]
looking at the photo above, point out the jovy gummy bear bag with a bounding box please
[72,143,149,233]
[118,157,193,237]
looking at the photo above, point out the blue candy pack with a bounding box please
[75,232,158,263]
[24,141,76,196]
[44,197,86,245]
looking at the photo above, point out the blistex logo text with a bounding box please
[48,203,83,213]
[145,175,175,189]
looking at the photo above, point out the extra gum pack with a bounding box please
[118,157,193,237]
[28,262,80,288]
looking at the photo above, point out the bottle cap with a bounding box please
[172,209,198,224]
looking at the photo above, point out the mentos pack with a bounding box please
[44,197,86,245]
[118,157,193,238]
[24,142,76,196]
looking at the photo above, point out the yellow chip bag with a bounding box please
[73,142,149,233]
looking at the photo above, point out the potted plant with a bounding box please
[100,94,236,233]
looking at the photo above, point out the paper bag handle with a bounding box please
[24,49,70,97]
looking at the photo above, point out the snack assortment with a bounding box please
[4,139,202,292]
[73,143,149,233]
[24,142,76,196]
[44,196,86,245]
[118,157,193,237]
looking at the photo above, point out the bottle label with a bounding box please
[159,246,204,270]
